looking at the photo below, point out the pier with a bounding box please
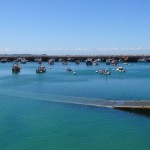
[48,98,150,116]
[50,98,150,109]
[1,88,150,116]
[51,99,150,117]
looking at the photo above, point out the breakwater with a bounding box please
[0,54,150,62]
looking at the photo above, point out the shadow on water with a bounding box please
[115,108,150,118]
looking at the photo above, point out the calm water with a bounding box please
[0,62,150,150]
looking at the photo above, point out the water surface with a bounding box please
[0,62,150,150]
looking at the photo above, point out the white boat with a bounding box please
[92,61,99,66]
[35,58,42,64]
[116,67,125,72]
[73,71,76,75]
[138,58,148,63]
[96,69,111,75]
[20,58,28,64]
[48,59,55,65]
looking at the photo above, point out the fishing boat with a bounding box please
[36,66,46,73]
[86,59,92,65]
[12,63,21,72]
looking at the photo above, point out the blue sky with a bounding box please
[0,0,150,55]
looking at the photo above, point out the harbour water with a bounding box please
[0,62,150,150]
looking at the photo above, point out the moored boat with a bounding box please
[96,69,111,75]
[111,60,118,66]
[0,59,7,63]
[12,63,21,72]
[20,58,28,64]
[36,66,46,73]
[138,58,148,63]
[75,60,80,64]
[48,59,55,65]
[92,61,99,66]
[65,67,72,72]
[86,59,92,65]
[116,67,125,72]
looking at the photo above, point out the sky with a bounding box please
[0,0,150,55]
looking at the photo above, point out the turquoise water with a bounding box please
[0,62,150,150]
